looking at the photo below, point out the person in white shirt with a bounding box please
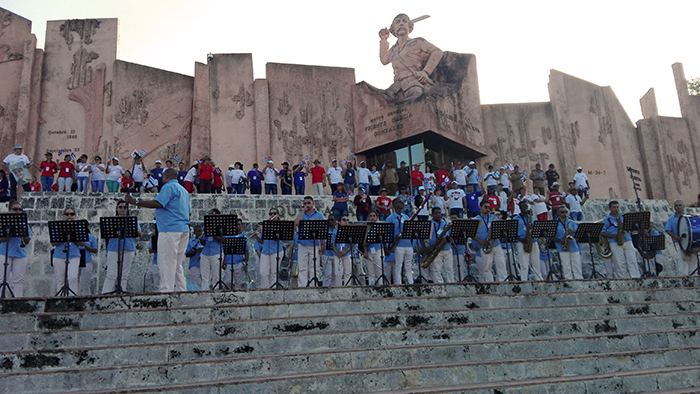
[184,164,198,194]
[90,156,106,193]
[531,187,548,221]
[565,186,586,221]
[573,166,590,198]
[263,160,280,195]
[484,165,499,190]
[131,157,146,193]
[76,154,91,193]
[357,161,371,192]
[327,159,344,193]
[452,163,467,193]
[446,181,467,218]
[2,143,30,201]
[144,174,159,193]
[497,184,508,212]
[106,157,124,193]
[499,167,510,193]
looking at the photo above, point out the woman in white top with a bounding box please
[369,164,381,195]
[105,157,124,193]
[531,186,549,221]
[131,157,146,192]
[76,154,91,193]
[90,156,106,193]
[423,167,436,191]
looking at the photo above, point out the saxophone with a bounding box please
[420,223,454,268]
[523,211,534,253]
[562,219,574,252]
[482,233,493,254]
[616,227,626,246]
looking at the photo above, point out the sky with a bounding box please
[3,0,699,122]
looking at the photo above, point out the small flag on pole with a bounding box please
[108,154,113,159]
[523,170,529,176]
[174,155,179,162]
[350,152,355,157]
[70,153,76,160]
[58,150,64,156]
[140,150,147,156]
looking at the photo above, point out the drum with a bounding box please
[677,215,700,252]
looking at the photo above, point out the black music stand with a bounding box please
[223,237,248,288]
[99,216,139,294]
[641,235,665,277]
[491,219,519,281]
[532,220,560,281]
[0,213,28,298]
[366,222,394,285]
[623,211,651,235]
[298,220,329,287]
[204,214,238,290]
[575,222,605,279]
[450,219,481,282]
[49,219,89,296]
[335,224,369,286]
[401,220,431,284]
[262,220,295,288]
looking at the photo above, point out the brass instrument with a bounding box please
[594,219,613,258]
[562,219,574,252]
[523,211,534,253]
[537,237,549,252]
[390,191,432,251]
[482,233,493,254]
[616,227,626,246]
[420,223,454,268]
[243,262,254,284]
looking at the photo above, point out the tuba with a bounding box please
[420,223,454,268]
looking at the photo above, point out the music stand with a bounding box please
[401,220,431,284]
[366,222,394,285]
[0,213,28,298]
[49,219,89,296]
[204,214,238,290]
[335,224,369,286]
[532,220,560,281]
[450,219,481,282]
[623,211,651,234]
[298,220,329,287]
[641,235,665,277]
[262,220,295,288]
[491,220,519,281]
[574,222,605,279]
[223,237,248,288]
[99,216,139,294]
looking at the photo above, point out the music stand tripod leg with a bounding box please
[56,242,77,297]
[271,239,284,288]
[307,241,320,287]
[212,242,228,290]
[1,241,15,298]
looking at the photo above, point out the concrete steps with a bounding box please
[1,278,699,393]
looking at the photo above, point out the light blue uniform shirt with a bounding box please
[603,214,632,243]
[554,219,580,253]
[297,210,325,247]
[186,237,203,268]
[0,226,31,259]
[473,213,500,257]
[429,219,452,251]
[201,231,221,257]
[386,212,412,248]
[81,233,97,263]
[106,222,141,251]
[53,240,81,259]
[154,179,191,233]
[665,214,683,244]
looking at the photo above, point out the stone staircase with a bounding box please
[1,278,699,393]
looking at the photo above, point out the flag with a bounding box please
[381,163,386,170]
[70,153,76,160]
[441,178,450,187]
[507,163,514,171]
[523,170,529,176]
[494,170,500,178]
[140,150,147,156]
[58,150,64,156]
[341,160,347,166]
[476,173,483,181]
[174,155,179,162]
[350,152,355,157]
[304,155,309,160]
[108,154,113,159]
[300,160,306,167]
[264,156,271,162]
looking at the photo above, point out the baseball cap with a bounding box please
[228,164,235,168]
[380,187,387,193]
[13,144,22,150]
[552,182,560,186]
[418,186,425,191]
[314,159,321,163]
[155,160,162,164]
[267,160,274,164]
[577,166,583,170]
[113,157,119,162]
[332,159,337,162]
[468,161,475,165]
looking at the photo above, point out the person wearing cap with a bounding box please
[3,143,31,200]
[446,181,467,218]
[39,152,58,192]
[151,160,164,189]
[196,156,213,194]
[466,161,480,193]
[547,182,567,218]
[247,163,263,195]
[452,162,468,193]
[225,164,236,193]
[105,157,124,193]
[376,188,392,221]
[310,159,326,195]
[529,163,546,192]
[509,165,524,194]
[280,162,293,195]
[326,159,343,193]
[573,166,590,198]
[386,197,414,284]
[410,164,424,196]
[380,161,399,196]
[545,163,560,192]
[565,185,586,221]
[357,161,371,194]
[263,160,280,195]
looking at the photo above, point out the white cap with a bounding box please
[418,186,425,191]
[113,157,119,162]
[468,161,475,165]
[552,182,560,186]
[155,160,162,164]
[228,164,235,168]
[267,160,274,164]
[577,166,583,170]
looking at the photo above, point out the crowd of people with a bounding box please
[1,146,698,298]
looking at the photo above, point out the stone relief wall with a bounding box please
[107,60,193,165]
[480,102,560,185]
[37,18,117,159]
[266,63,356,171]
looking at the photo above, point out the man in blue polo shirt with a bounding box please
[294,196,326,287]
[386,198,414,284]
[665,199,694,276]
[465,184,482,218]
[126,168,191,292]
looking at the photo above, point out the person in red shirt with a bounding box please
[309,159,326,196]
[39,152,58,192]
[436,164,450,195]
[196,156,214,193]
[486,187,500,211]
[120,170,135,192]
[211,161,224,194]
[410,164,424,196]
[547,182,567,218]
[57,154,75,193]
[375,188,392,221]
[29,176,41,192]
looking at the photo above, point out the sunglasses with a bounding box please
[11,208,23,212]
[340,218,349,222]
[64,212,76,216]
[117,205,127,209]
[269,212,278,216]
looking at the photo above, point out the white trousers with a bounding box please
[428,249,454,284]
[200,254,222,290]
[224,263,247,289]
[313,182,324,196]
[609,240,640,278]
[559,251,583,280]
[0,256,26,297]
[393,247,414,284]
[476,246,506,282]
[674,243,696,276]
[338,255,352,286]
[52,257,80,295]
[258,254,277,289]
[321,255,336,287]
[102,250,135,293]
[58,177,73,192]
[297,244,322,287]
[153,264,162,290]
[516,243,543,281]
[157,232,188,293]
[79,262,93,296]
[366,251,382,285]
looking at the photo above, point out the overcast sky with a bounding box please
[3,0,699,122]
